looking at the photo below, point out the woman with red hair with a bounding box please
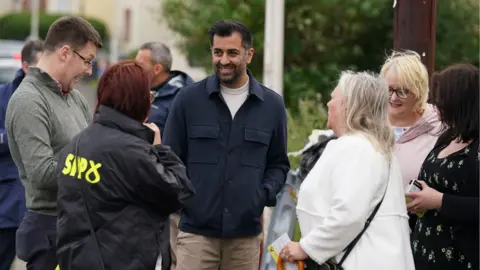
[55,60,194,270]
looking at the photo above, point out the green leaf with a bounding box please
[159,0,479,152]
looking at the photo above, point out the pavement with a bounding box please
[77,80,98,109]
[11,80,97,270]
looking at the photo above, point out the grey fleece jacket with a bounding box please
[5,67,92,216]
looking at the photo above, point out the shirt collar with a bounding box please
[52,78,68,96]
[27,67,68,96]
[94,105,155,144]
[206,69,264,101]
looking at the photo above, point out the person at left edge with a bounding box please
[56,60,194,270]
[5,16,102,270]
[0,39,44,270]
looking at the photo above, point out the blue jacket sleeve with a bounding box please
[0,77,22,154]
[262,102,290,206]
[0,91,9,153]
[0,128,9,154]
[163,93,187,163]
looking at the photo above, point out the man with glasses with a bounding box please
[5,16,102,270]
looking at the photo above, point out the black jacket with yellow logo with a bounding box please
[56,105,194,270]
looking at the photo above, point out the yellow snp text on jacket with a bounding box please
[61,153,102,184]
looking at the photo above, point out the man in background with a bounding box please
[5,16,102,269]
[135,42,194,136]
[0,39,43,270]
[136,42,194,270]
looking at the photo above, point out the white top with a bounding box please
[393,126,409,141]
[220,78,249,119]
[296,134,415,270]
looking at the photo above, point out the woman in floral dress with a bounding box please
[406,64,479,270]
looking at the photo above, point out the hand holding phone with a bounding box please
[405,179,422,203]
[405,179,424,217]
[144,123,161,145]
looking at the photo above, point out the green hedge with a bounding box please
[0,12,109,41]
[127,48,138,59]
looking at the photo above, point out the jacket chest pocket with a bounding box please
[187,125,220,164]
[241,128,271,169]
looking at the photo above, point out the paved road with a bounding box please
[77,80,98,110]
[11,81,96,270]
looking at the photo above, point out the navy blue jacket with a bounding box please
[148,70,194,137]
[163,71,290,238]
[0,69,27,228]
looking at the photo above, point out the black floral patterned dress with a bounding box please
[411,138,479,270]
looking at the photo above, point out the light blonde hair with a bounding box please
[380,50,429,111]
[338,71,395,159]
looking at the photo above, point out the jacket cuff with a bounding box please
[299,238,325,265]
[154,144,172,151]
[264,183,276,207]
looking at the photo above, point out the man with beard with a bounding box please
[163,20,289,270]
[5,16,102,269]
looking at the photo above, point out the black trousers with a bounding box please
[16,211,57,270]
[0,227,16,270]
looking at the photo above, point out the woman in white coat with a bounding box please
[280,71,415,269]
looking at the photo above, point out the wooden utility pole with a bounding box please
[393,0,438,76]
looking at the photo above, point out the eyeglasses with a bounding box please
[72,49,94,68]
[389,87,410,99]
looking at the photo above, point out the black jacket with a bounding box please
[163,71,289,238]
[56,105,194,270]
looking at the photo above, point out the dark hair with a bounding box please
[208,20,253,49]
[298,135,337,180]
[21,40,44,64]
[44,16,103,52]
[430,63,479,143]
[96,60,152,122]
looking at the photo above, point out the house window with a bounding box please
[13,0,22,11]
[123,9,131,42]
[56,0,71,13]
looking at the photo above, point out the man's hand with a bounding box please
[144,123,161,145]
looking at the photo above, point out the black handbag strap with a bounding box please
[337,161,391,266]
[73,135,107,270]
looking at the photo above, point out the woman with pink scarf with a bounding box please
[380,51,441,230]
[380,51,441,188]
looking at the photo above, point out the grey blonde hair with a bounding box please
[140,42,172,72]
[380,50,429,112]
[338,71,395,159]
